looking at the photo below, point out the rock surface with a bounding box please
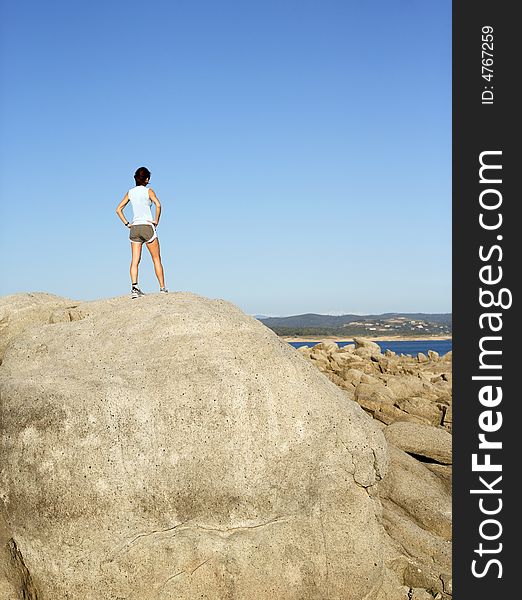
[1,292,393,600]
[298,338,453,599]
[384,421,452,465]
[0,292,79,361]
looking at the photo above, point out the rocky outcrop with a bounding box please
[0,293,452,599]
[297,339,452,432]
[1,292,392,600]
[298,338,453,598]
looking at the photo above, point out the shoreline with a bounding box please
[281,335,452,343]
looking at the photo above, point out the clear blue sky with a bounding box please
[0,0,451,316]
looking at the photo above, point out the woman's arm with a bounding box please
[148,188,161,225]
[116,193,130,226]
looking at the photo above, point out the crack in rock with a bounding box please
[106,515,293,563]
[9,538,39,600]
[156,557,212,593]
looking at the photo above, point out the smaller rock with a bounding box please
[355,382,395,404]
[384,422,452,465]
[330,352,357,368]
[339,343,355,352]
[394,397,443,426]
[311,340,339,354]
[417,352,429,363]
[377,356,401,375]
[427,350,439,360]
[353,337,382,357]
[360,373,381,385]
[342,368,365,385]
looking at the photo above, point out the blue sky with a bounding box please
[0,0,451,316]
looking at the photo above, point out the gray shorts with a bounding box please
[129,224,157,244]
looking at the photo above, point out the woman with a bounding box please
[116,166,168,298]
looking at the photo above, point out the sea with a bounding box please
[288,339,452,356]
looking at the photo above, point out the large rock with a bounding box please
[0,293,389,600]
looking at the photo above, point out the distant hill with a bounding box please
[257,313,452,337]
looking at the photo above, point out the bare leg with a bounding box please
[146,238,166,288]
[130,242,143,284]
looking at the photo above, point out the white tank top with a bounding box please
[128,186,153,224]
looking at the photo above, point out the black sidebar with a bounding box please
[453,2,518,598]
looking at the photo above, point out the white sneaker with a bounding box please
[131,286,145,299]
[160,287,168,294]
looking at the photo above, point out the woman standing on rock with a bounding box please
[116,167,168,298]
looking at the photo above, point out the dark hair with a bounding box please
[134,166,151,186]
